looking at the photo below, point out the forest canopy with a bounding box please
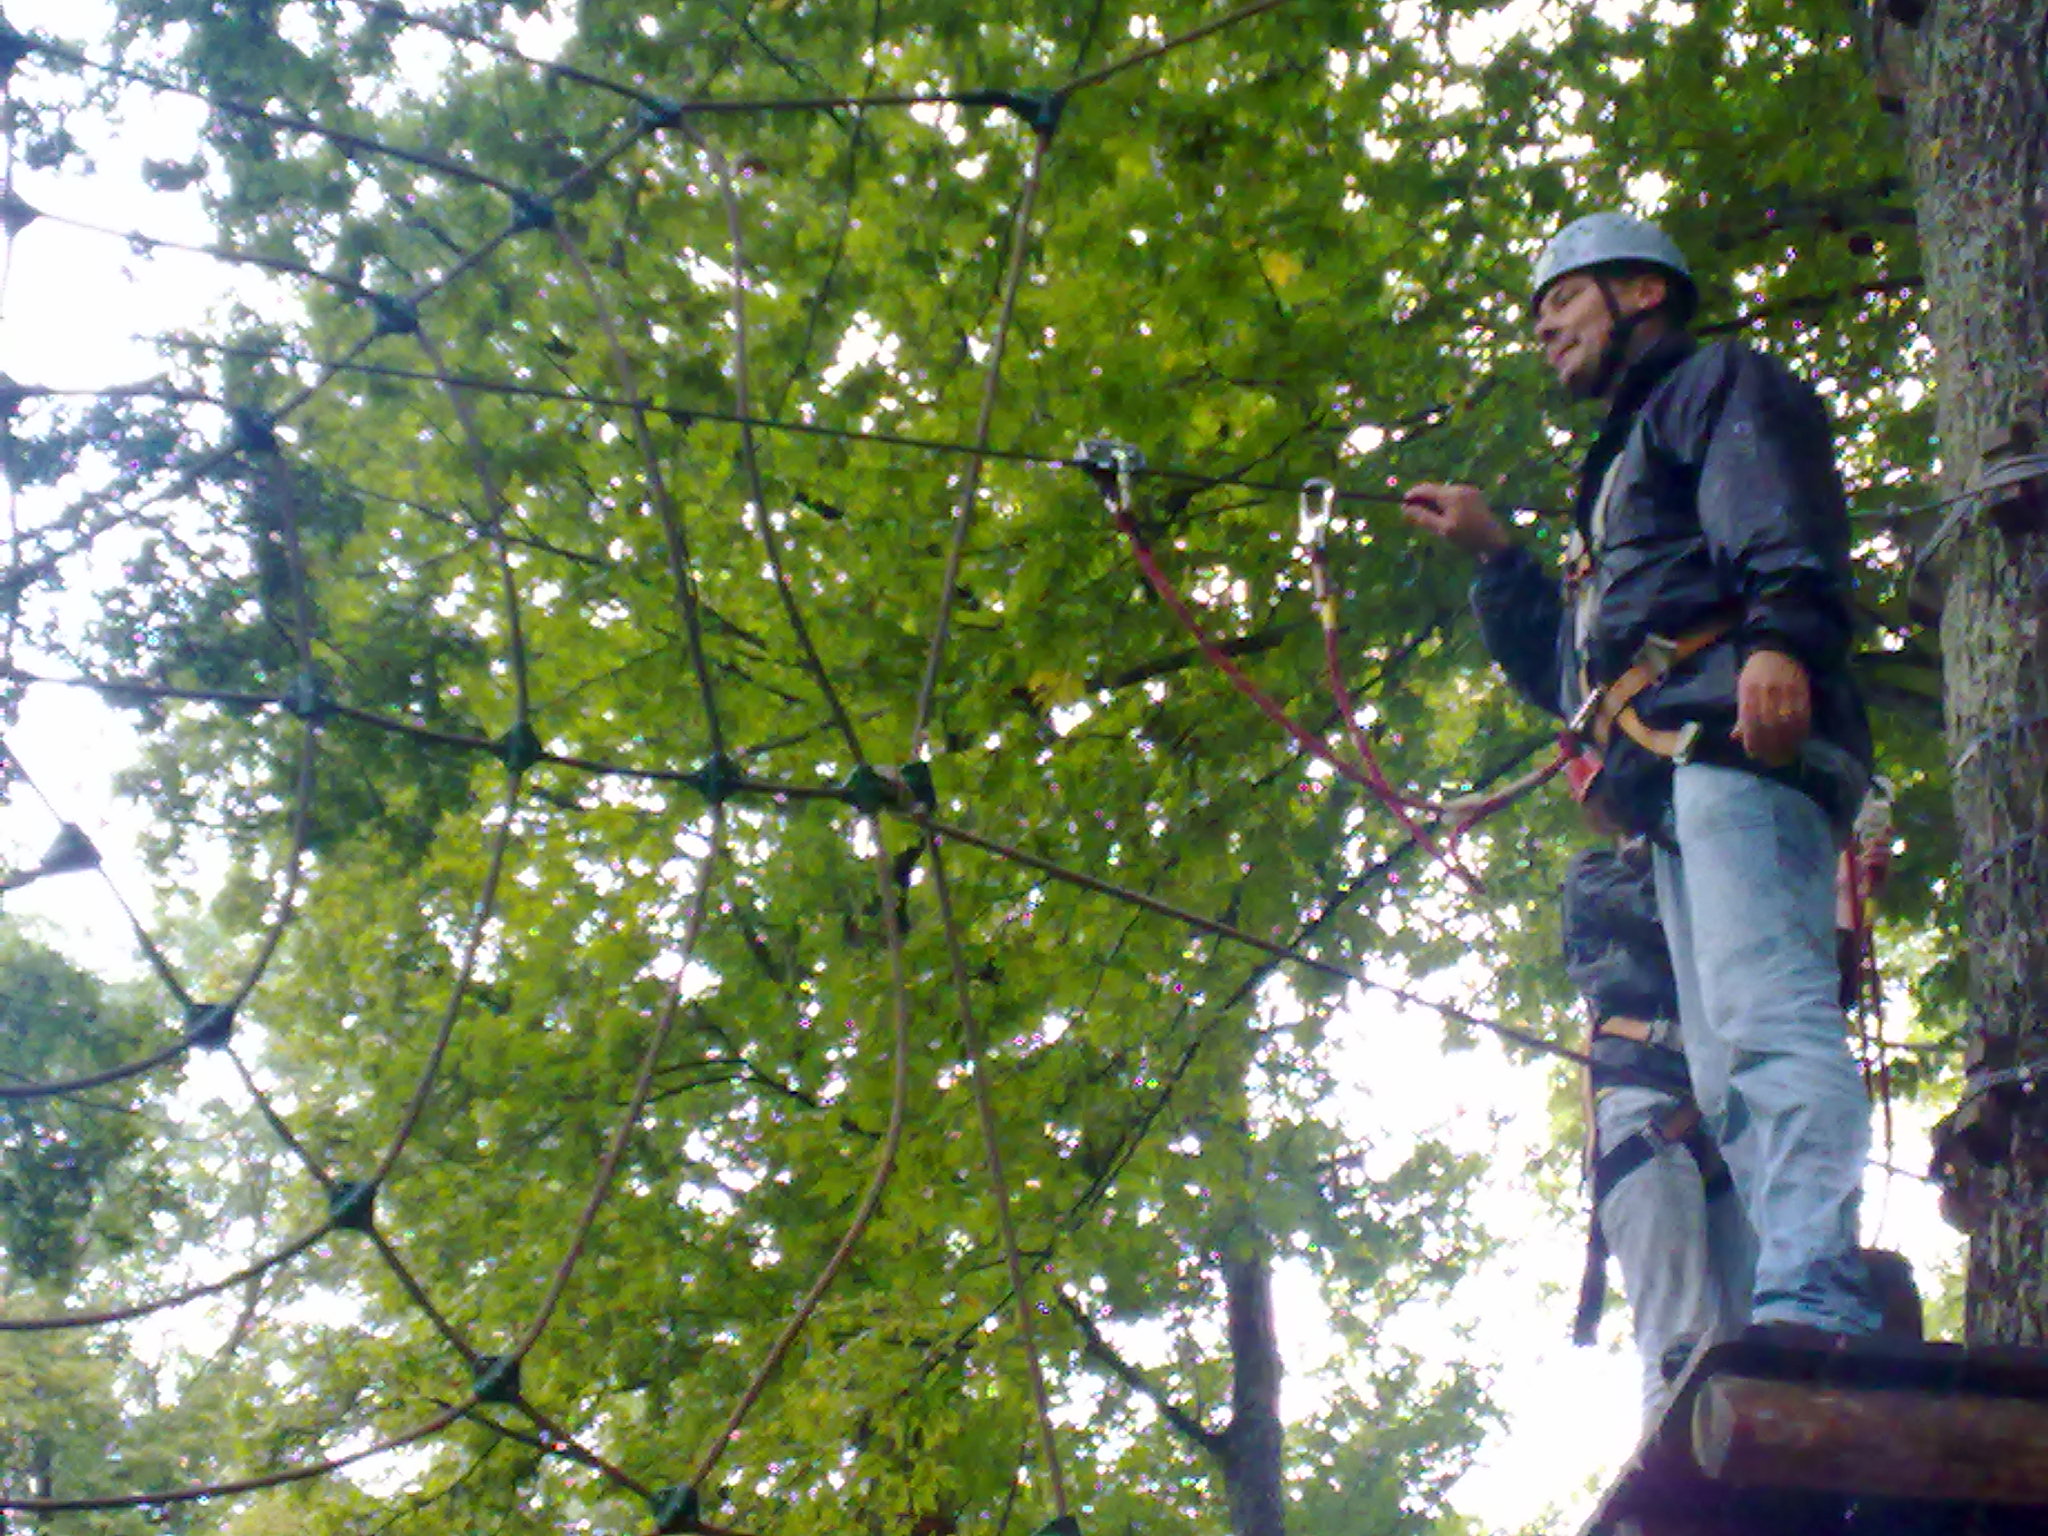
[0,1,1971,1533]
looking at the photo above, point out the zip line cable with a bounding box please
[19,33,533,198]
[3,341,1979,540]
[0,107,675,589]
[111,338,1425,502]
[911,130,1050,762]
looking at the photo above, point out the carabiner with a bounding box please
[1298,478,1337,550]
[1112,443,1140,514]
[1074,437,1147,513]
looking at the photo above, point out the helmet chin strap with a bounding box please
[1576,275,1652,401]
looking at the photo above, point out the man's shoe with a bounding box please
[1860,1247,1925,1340]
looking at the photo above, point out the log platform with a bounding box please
[1575,1335,2048,1535]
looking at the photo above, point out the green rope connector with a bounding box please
[648,1485,701,1533]
[281,669,332,722]
[184,1002,236,1051]
[897,760,936,812]
[230,406,279,456]
[367,292,420,337]
[327,1179,377,1233]
[509,193,556,233]
[689,752,742,806]
[640,97,685,132]
[1031,1519,1081,1536]
[959,88,1065,137]
[41,823,101,876]
[472,1354,523,1405]
[838,764,892,815]
[495,721,545,775]
[1072,436,1146,513]
[0,21,32,88]
[0,189,39,239]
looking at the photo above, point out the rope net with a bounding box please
[0,1,1936,1531]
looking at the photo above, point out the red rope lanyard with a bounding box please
[1842,838,1896,1164]
[1087,447,1560,894]
[1301,479,1570,825]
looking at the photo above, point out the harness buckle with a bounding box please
[1633,632,1680,680]
[1568,688,1604,741]
[1562,528,1594,590]
[1670,720,1703,765]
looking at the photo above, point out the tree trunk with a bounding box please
[1220,1241,1287,1536]
[1900,0,2048,1343]
[1692,1372,2048,1502]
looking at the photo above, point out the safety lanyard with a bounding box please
[1081,438,1571,893]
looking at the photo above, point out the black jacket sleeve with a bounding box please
[1666,344,1855,675]
[1469,543,1570,719]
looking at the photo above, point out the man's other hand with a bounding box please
[1401,482,1511,558]
[1734,649,1812,766]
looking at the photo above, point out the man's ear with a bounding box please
[1615,271,1670,319]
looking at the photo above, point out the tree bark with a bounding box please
[1220,1241,1288,1536]
[1058,1244,1287,1535]
[1899,0,2048,1343]
[1692,1373,2048,1502]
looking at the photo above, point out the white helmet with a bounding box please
[1531,212,1696,319]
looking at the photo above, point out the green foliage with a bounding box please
[0,923,203,1524]
[0,0,1948,1530]
[0,925,166,1288]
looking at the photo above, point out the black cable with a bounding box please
[148,338,1417,504]
[23,33,532,198]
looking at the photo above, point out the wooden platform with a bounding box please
[1575,1335,2048,1536]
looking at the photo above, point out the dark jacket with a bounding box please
[1561,847,1677,1024]
[1561,847,1688,1097]
[1471,333,1871,832]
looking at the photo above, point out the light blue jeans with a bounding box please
[1652,763,1878,1336]
[1597,1083,1754,1424]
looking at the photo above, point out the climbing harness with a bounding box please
[1571,1012,1733,1347]
[1551,432,1737,820]
[1566,617,1733,762]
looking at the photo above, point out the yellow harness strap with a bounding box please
[1583,616,1736,761]
[1594,1015,1657,1044]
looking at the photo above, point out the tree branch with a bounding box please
[1087,619,1309,693]
[1056,1289,1226,1457]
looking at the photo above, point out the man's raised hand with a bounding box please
[1402,482,1512,559]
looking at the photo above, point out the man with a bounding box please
[1404,212,1880,1341]
[1565,844,1751,1423]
